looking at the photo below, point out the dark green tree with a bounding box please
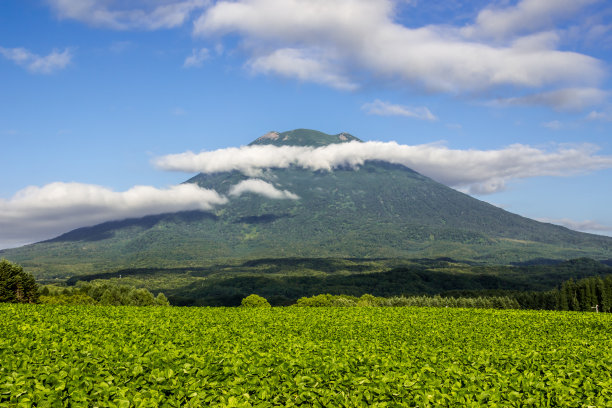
[604,276,612,312]
[0,259,38,303]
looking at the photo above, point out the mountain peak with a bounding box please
[249,129,362,147]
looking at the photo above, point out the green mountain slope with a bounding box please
[2,129,612,278]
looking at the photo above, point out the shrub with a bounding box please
[241,294,271,308]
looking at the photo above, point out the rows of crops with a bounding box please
[1,304,611,407]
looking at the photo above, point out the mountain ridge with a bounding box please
[249,129,361,147]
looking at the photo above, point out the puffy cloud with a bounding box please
[183,47,209,68]
[192,0,606,103]
[0,182,227,248]
[0,47,72,74]
[490,88,608,111]
[229,179,299,200]
[362,99,436,121]
[537,218,612,236]
[39,0,607,108]
[46,0,207,30]
[155,141,612,195]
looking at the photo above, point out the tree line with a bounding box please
[2,258,612,311]
[511,275,612,312]
[1,259,169,306]
[289,293,520,308]
[39,282,170,306]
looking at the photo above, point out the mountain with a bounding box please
[250,129,361,146]
[2,129,612,279]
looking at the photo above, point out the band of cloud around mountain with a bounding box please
[154,138,612,195]
[2,130,612,248]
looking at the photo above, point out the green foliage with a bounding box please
[39,293,97,305]
[241,294,271,307]
[50,257,611,307]
[0,259,38,303]
[38,282,170,306]
[1,305,611,406]
[295,293,521,309]
[557,274,612,312]
[453,273,612,313]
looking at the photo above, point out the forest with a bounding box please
[3,257,612,312]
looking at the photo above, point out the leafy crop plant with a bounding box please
[1,305,611,406]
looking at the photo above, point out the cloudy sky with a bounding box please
[1,0,612,249]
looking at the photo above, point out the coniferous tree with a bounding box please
[558,286,569,311]
[594,277,606,312]
[0,259,38,303]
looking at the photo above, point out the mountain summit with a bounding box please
[249,129,361,147]
[2,129,612,277]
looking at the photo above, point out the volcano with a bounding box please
[3,129,611,278]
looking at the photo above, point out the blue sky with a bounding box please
[1,0,612,249]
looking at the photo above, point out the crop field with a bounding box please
[1,305,611,407]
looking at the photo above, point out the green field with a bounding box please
[1,305,611,407]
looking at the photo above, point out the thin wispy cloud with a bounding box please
[109,41,133,53]
[587,110,612,121]
[490,88,608,112]
[183,47,209,68]
[362,100,437,121]
[541,120,563,130]
[538,217,612,237]
[229,179,299,200]
[46,0,208,30]
[155,141,612,195]
[171,107,187,116]
[0,46,72,74]
[0,182,227,249]
[462,0,600,41]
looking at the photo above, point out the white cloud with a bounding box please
[464,0,600,41]
[46,0,208,30]
[0,182,227,249]
[229,179,299,200]
[191,0,606,104]
[183,47,209,68]
[362,99,436,121]
[0,46,72,74]
[537,217,612,236]
[154,140,612,195]
[491,88,609,111]
[249,48,357,90]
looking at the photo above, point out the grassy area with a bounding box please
[2,304,611,406]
